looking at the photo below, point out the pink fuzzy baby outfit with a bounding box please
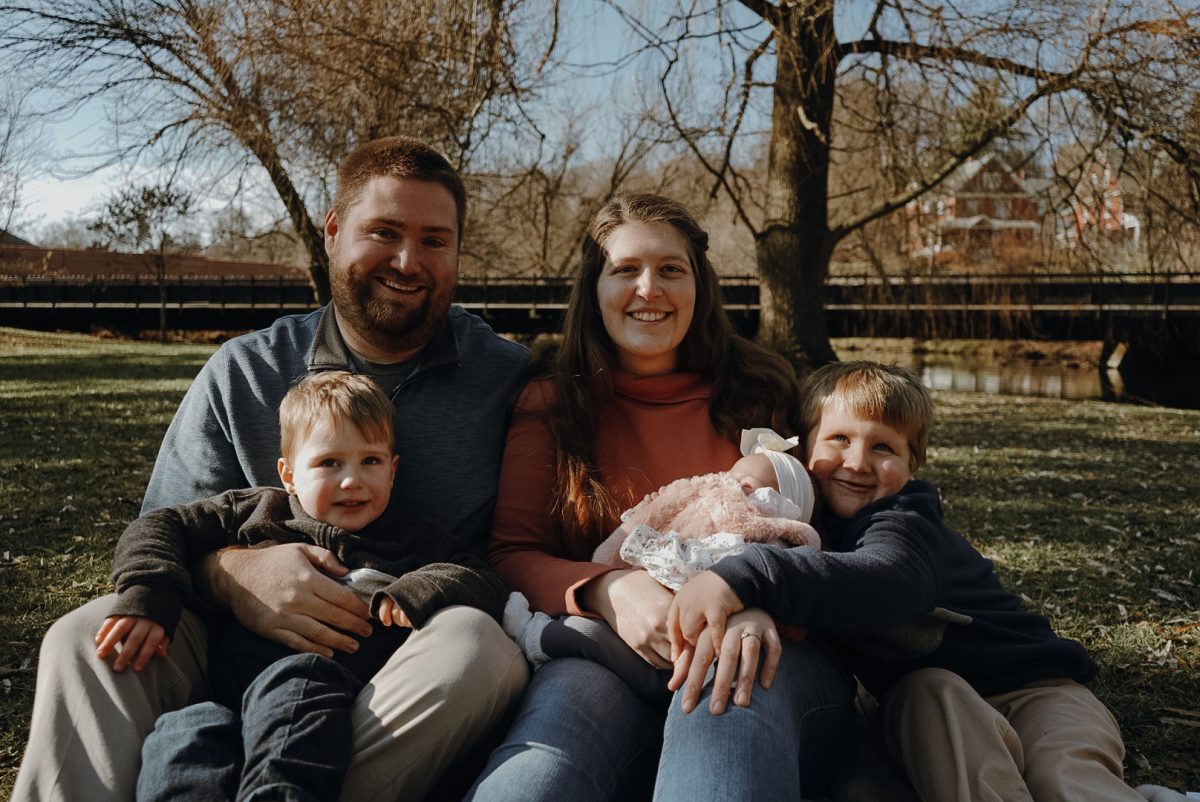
[592,430,821,590]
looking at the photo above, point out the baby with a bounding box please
[504,428,820,702]
[593,428,821,587]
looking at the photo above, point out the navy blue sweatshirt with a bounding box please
[710,479,1097,697]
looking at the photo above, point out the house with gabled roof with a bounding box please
[904,153,1042,269]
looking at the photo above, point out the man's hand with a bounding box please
[668,608,781,715]
[198,543,372,657]
[581,569,675,669]
[95,615,170,673]
[667,570,744,660]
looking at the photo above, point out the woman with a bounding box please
[467,193,855,801]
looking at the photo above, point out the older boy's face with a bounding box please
[277,419,398,532]
[805,401,913,519]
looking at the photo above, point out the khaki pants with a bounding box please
[12,595,528,802]
[879,667,1142,802]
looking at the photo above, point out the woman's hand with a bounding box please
[581,569,675,668]
[668,608,781,715]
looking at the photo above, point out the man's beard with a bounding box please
[331,267,453,357]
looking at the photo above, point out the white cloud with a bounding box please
[22,168,120,225]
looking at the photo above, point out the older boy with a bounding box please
[97,371,506,801]
[668,361,1146,802]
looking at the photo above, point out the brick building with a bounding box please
[905,153,1042,269]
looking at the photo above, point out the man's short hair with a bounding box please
[800,361,934,471]
[332,137,467,242]
[279,371,395,460]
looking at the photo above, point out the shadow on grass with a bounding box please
[920,393,1200,789]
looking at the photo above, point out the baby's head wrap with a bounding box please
[740,428,815,522]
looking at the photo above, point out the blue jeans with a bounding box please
[136,653,363,802]
[654,639,856,801]
[465,657,665,802]
[467,640,855,802]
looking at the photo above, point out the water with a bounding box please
[834,340,1200,411]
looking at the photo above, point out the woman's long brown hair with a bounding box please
[537,193,802,552]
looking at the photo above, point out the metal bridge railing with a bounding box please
[2,271,1198,315]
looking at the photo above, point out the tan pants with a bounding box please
[879,667,1142,802]
[12,595,528,802]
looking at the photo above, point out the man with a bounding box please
[13,137,530,802]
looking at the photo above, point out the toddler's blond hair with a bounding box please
[279,371,394,460]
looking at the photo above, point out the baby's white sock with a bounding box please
[502,592,532,638]
[501,592,552,668]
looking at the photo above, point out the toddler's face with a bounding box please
[730,453,778,495]
[277,418,397,532]
[805,401,913,519]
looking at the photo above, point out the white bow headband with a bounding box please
[740,428,814,522]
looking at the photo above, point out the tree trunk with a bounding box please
[260,141,328,303]
[245,133,330,304]
[186,13,332,305]
[755,1,839,373]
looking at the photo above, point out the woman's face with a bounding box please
[596,220,697,376]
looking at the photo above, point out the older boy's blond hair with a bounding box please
[800,361,934,471]
[279,371,394,460]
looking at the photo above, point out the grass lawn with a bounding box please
[1,326,1198,795]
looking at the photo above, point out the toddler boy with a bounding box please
[669,361,1146,802]
[95,371,506,801]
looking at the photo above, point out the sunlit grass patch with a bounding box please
[0,328,217,792]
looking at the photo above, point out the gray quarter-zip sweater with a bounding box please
[142,303,530,553]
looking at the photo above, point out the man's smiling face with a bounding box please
[325,175,459,362]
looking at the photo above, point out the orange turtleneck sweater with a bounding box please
[488,370,742,616]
